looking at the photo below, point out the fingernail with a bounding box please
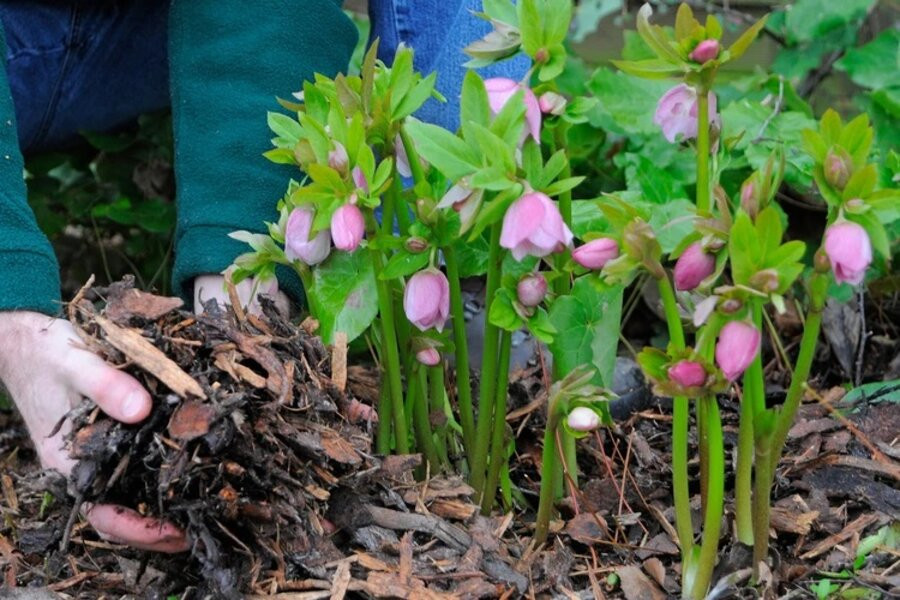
[122,390,148,420]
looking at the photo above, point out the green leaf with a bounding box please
[544,0,573,46]
[784,0,873,43]
[461,70,491,128]
[548,277,624,389]
[267,112,304,144]
[517,0,543,56]
[635,3,682,63]
[405,120,479,181]
[542,176,585,197]
[381,250,430,280]
[451,231,490,277]
[527,307,557,343]
[842,164,877,201]
[308,250,378,345]
[611,58,683,79]
[729,211,757,285]
[728,14,768,60]
[488,88,527,146]
[483,0,518,26]
[489,288,524,331]
[674,3,696,42]
[393,72,437,120]
[847,211,890,259]
[835,29,900,90]
[586,68,671,136]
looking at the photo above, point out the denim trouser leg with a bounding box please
[0,0,169,153]
[368,0,530,132]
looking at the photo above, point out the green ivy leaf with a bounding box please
[548,277,623,389]
[309,251,378,344]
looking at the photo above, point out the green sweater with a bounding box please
[0,0,357,315]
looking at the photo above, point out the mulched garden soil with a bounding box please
[0,279,897,599]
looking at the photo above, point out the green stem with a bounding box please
[534,401,563,547]
[690,396,724,600]
[696,89,711,215]
[413,366,441,472]
[769,293,824,473]
[658,275,693,558]
[481,331,512,515]
[369,246,409,454]
[752,421,774,582]
[399,126,428,188]
[735,302,764,545]
[443,245,476,458]
[429,365,451,469]
[470,224,503,494]
[698,403,709,512]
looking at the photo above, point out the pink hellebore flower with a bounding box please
[567,406,600,432]
[824,221,872,286]
[715,321,761,381]
[500,192,573,261]
[516,272,548,307]
[284,206,331,266]
[416,348,441,367]
[484,77,542,142]
[572,238,619,270]
[330,204,365,252]
[654,84,718,143]
[538,91,567,116]
[689,39,720,63]
[404,269,451,332]
[328,142,349,174]
[668,360,707,388]
[674,242,716,291]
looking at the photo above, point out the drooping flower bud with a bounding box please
[516,273,548,308]
[715,321,761,380]
[416,348,441,366]
[824,221,872,285]
[484,77,542,142]
[538,91,567,115]
[689,39,720,63]
[285,206,331,266]
[330,204,365,252]
[674,242,716,291]
[653,84,718,143]
[500,192,573,261]
[566,406,600,432]
[572,238,619,270]
[824,149,851,190]
[668,360,707,388]
[352,166,368,193]
[328,142,349,174]
[404,269,450,332]
[750,268,780,293]
[740,178,759,218]
[405,237,429,253]
[438,180,483,234]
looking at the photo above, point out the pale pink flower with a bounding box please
[572,238,619,270]
[715,321,761,380]
[674,242,716,291]
[330,204,365,252]
[654,84,718,143]
[284,206,331,265]
[404,269,451,332]
[824,221,872,285]
[500,192,573,261]
[484,77,542,142]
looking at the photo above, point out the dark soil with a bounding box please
[0,280,897,599]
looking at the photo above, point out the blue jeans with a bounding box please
[0,0,526,153]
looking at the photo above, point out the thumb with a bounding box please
[66,348,152,424]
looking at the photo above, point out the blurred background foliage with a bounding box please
[26,0,898,300]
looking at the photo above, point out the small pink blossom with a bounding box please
[668,360,707,388]
[572,238,619,270]
[689,39,720,63]
[484,77,542,142]
[438,181,483,232]
[715,321,761,380]
[674,242,716,291]
[404,269,450,332]
[328,142,349,173]
[352,166,368,192]
[330,204,365,252]
[416,348,441,366]
[824,221,872,285]
[516,273,548,307]
[654,84,718,143]
[284,206,331,265]
[500,192,573,261]
[538,91,567,115]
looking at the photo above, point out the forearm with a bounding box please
[168,0,357,303]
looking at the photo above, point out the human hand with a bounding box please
[0,311,189,553]
[193,273,289,317]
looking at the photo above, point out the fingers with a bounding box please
[193,273,285,317]
[85,504,190,554]
[66,348,152,424]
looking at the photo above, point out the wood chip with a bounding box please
[93,314,205,399]
[167,400,216,441]
[321,430,362,465]
[329,560,352,600]
[616,565,666,600]
[331,332,348,392]
[105,284,183,324]
[770,505,819,535]
[800,513,881,559]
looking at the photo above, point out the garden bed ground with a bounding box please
[0,281,897,599]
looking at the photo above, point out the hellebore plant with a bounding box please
[228,2,897,598]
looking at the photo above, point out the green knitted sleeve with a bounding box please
[168,0,357,303]
[0,29,61,315]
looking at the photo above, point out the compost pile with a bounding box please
[1,279,525,598]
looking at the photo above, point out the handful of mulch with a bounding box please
[56,277,375,595]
